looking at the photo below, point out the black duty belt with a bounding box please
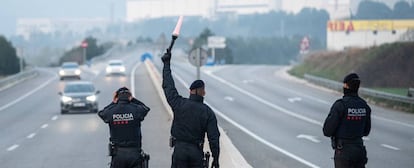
[338,138,363,144]
[111,141,140,148]
[175,139,204,149]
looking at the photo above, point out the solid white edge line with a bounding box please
[7,144,19,151]
[27,133,36,139]
[172,71,320,168]
[204,71,323,127]
[0,75,57,112]
[130,62,142,97]
[41,124,48,129]
[381,144,400,151]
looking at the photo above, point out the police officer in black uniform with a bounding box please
[98,87,150,168]
[323,73,371,168]
[161,52,220,168]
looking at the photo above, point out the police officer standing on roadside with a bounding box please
[98,87,150,168]
[323,73,371,168]
[161,51,220,168]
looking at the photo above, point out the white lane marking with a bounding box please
[203,72,323,126]
[270,81,330,105]
[27,133,36,139]
[7,144,19,151]
[41,124,48,129]
[51,115,58,121]
[173,72,320,168]
[0,75,56,112]
[224,96,235,102]
[206,70,414,129]
[362,137,370,141]
[288,97,302,103]
[276,69,414,128]
[130,62,142,96]
[381,144,400,151]
[296,134,320,143]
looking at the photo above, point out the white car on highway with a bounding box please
[59,62,81,80]
[105,59,126,76]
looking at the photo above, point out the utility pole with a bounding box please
[19,47,24,72]
[16,46,24,72]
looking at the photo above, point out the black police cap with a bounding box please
[189,80,205,90]
[343,73,360,83]
[117,87,131,95]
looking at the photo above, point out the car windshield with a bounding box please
[62,64,79,69]
[109,62,123,66]
[64,84,94,93]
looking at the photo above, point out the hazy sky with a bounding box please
[0,0,126,37]
[0,0,400,37]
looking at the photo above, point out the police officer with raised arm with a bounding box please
[98,87,150,168]
[161,51,220,168]
[323,73,371,168]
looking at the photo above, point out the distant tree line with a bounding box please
[125,7,329,45]
[0,35,21,75]
[191,28,324,65]
[354,0,414,19]
[59,36,113,65]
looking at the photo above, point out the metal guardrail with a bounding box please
[0,69,38,91]
[408,88,414,97]
[304,74,414,105]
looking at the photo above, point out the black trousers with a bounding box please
[111,147,142,168]
[334,144,367,168]
[171,142,203,168]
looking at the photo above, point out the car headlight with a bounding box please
[106,67,112,73]
[59,70,64,76]
[61,96,72,103]
[86,95,97,102]
[120,67,125,72]
[75,69,81,75]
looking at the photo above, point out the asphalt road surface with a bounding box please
[1,46,413,168]
[0,47,171,168]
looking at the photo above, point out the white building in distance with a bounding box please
[126,0,282,22]
[16,18,109,40]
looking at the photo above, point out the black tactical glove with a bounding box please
[211,158,219,168]
[161,52,171,64]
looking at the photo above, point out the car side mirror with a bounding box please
[58,92,62,96]
[96,90,100,94]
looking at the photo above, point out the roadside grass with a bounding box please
[288,43,414,113]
